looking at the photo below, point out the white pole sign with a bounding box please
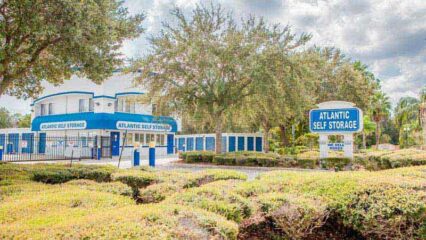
[309,101,363,159]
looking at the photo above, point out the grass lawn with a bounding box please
[0,163,425,239]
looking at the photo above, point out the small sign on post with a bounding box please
[309,101,363,160]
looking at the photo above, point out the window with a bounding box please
[134,133,146,145]
[156,134,165,145]
[146,134,155,144]
[48,103,54,115]
[125,133,133,145]
[40,104,47,116]
[79,99,86,112]
[116,97,136,113]
[89,98,94,112]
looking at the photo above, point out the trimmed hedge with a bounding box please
[31,165,115,184]
[321,157,351,171]
[182,151,337,169]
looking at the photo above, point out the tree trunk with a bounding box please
[375,122,380,149]
[362,132,367,149]
[279,124,289,147]
[215,117,223,154]
[263,127,270,153]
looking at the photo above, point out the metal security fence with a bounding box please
[0,135,112,162]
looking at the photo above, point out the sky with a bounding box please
[1,0,425,114]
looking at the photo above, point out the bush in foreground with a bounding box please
[31,165,115,184]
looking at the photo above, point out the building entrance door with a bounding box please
[111,132,120,156]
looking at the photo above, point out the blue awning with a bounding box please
[31,112,177,132]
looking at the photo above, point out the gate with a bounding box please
[101,136,112,158]
[0,135,98,162]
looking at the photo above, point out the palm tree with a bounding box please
[371,91,391,148]
[394,97,420,147]
[362,115,376,149]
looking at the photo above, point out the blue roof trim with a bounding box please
[33,91,145,105]
[32,91,94,104]
[93,95,116,99]
[115,92,144,97]
[31,112,178,132]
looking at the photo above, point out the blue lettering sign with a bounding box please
[309,108,362,133]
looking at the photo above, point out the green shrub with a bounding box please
[183,151,215,163]
[65,179,133,196]
[112,170,159,189]
[166,181,253,223]
[31,165,115,184]
[336,185,426,239]
[321,157,351,171]
[296,158,318,169]
[212,155,236,165]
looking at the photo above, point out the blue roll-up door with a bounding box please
[7,133,19,154]
[228,136,236,152]
[195,137,204,151]
[237,136,245,151]
[187,138,194,151]
[22,133,34,153]
[205,137,215,151]
[256,137,263,152]
[221,137,227,153]
[167,134,174,154]
[247,137,254,151]
[38,133,46,154]
[0,134,5,150]
[178,138,185,151]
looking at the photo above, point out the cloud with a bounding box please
[1,0,425,113]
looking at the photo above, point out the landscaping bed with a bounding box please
[0,163,425,239]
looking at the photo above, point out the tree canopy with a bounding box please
[134,3,310,153]
[0,0,144,98]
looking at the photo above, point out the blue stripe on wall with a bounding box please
[31,112,178,132]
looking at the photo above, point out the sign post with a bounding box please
[149,141,156,167]
[309,101,363,160]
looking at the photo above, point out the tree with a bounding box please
[419,86,426,147]
[17,113,30,128]
[134,4,307,153]
[371,91,391,148]
[0,107,12,128]
[0,0,144,98]
[361,115,376,149]
[394,96,420,147]
[244,50,313,152]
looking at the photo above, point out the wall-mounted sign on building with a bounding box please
[40,121,87,131]
[116,121,172,132]
[309,101,363,160]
